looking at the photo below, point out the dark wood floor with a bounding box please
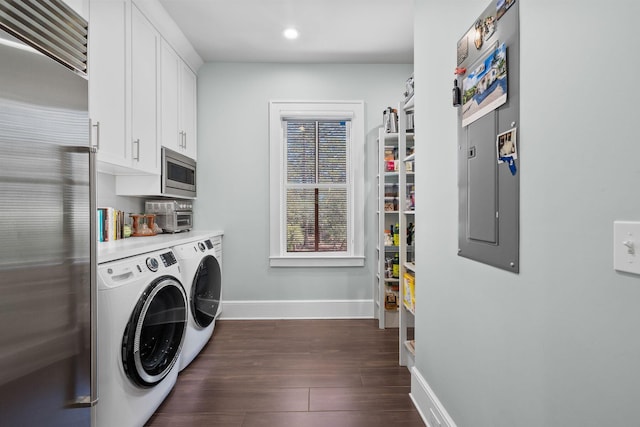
[146,319,425,427]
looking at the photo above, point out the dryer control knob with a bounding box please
[198,242,206,252]
[146,257,159,272]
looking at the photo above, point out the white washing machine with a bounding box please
[95,249,187,427]
[173,235,222,371]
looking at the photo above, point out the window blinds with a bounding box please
[285,120,349,253]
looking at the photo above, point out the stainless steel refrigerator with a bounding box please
[0,1,96,426]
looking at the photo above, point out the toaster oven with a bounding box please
[145,199,193,233]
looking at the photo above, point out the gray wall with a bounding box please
[415,0,640,425]
[97,172,144,214]
[196,62,413,302]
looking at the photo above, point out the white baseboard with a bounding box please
[219,299,374,320]
[410,366,457,427]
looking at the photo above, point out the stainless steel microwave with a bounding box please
[162,148,196,198]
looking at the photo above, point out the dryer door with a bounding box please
[191,254,221,328]
[122,276,187,388]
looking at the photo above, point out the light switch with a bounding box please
[613,221,640,274]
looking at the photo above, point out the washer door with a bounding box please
[122,276,187,388]
[191,254,221,328]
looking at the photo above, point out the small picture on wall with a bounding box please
[473,19,484,49]
[457,36,469,65]
[483,15,496,41]
[497,0,516,20]
[470,7,497,50]
[496,128,517,163]
[461,42,508,127]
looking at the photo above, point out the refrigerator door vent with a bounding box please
[0,0,88,74]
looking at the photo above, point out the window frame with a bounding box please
[269,100,365,267]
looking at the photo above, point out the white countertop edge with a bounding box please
[98,229,224,264]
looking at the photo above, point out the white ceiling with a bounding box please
[158,0,414,64]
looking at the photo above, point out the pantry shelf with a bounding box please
[376,95,416,339]
[398,96,416,369]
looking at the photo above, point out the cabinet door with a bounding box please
[160,40,180,153]
[89,0,129,168]
[130,4,159,173]
[180,63,197,160]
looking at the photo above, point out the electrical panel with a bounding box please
[456,0,520,273]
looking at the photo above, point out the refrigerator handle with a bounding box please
[88,146,98,407]
[66,145,99,409]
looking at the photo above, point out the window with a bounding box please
[285,120,348,253]
[269,101,365,267]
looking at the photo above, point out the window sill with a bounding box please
[269,256,365,268]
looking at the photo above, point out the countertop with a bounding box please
[98,229,224,264]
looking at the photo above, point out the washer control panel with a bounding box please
[99,249,182,289]
[159,251,177,267]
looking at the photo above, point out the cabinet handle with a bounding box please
[92,120,100,150]
[133,139,140,161]
[179,131,184,148]
[183,131,187,149]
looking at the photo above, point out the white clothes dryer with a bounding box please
[173,235,222,371]
[96,249,187,427]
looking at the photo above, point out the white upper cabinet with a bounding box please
[130,4,160,174]
[89,0,159,174]
[89,0,129,170]
[89,0,201,175]
[160,41,180,154]
[161,40,197,160]
[180,62,197,160]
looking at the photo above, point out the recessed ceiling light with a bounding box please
[283,28,299,40]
